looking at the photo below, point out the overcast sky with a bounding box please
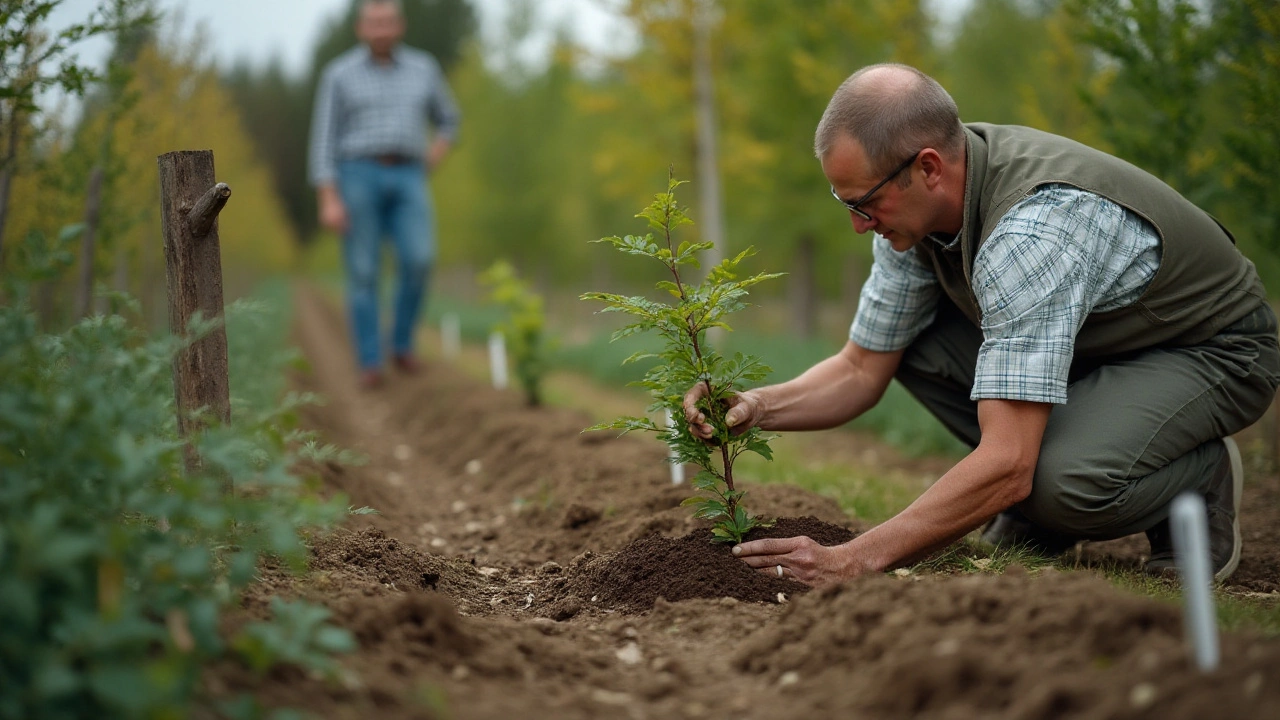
[48,0,642,78]
[48,0,973,79]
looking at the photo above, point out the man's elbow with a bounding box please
[998,460,1036,507]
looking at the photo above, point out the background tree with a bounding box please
[1219,0,1280,254]
[6,23,297,327]
[0,0,153,265]
[1067,0,1222,203]
[723,0,935,338]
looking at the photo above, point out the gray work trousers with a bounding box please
[895,299,1280,539]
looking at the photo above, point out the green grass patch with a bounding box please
[1100,565,1280,637]
[419,290,968,459]
[736,450,922,525]
[898,540,1280,636]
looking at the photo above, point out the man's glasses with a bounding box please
[830,151,920,222]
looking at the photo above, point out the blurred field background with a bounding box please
[7,0,1279,459]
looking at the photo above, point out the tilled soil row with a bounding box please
[216,284,1280,719]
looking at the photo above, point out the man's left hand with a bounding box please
[732,536,862,588]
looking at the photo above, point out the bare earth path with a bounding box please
[218,283,1280,720]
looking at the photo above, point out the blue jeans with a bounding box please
[337,159,435,370]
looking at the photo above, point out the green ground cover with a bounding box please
[423,291,968,459]
[0,277,357,719]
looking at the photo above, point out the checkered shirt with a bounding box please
[309,45,461,186]
[849,184,1162,404]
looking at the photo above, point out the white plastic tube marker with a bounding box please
[664,408,685,485]
[488,331,508,390]
[441,313,461,358]
[1170,492,1220,672]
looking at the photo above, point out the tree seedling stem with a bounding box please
[582,175,781,543]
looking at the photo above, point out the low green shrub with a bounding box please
[0,285,354,719]
[479,260,548,406]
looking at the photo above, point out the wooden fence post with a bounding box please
[158,150,232,488]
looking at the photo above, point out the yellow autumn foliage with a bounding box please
[6,36,296,313]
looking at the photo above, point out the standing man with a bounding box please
[309,0,460,390]
[686,63,1279,587]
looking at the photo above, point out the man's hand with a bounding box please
[681,382,765,441]
[318,185,348,235]
[427,137,451,172]
[731,536,862,588]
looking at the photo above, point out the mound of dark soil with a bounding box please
[549,516,855,615]
[735,567,1280,719]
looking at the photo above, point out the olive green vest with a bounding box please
[918,123,1265,357]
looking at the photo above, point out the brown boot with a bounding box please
[359,368,385,391]
[392,353,422,374]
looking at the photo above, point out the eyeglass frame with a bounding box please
[829,150,921,222]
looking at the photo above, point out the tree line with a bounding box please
[221,0,1278,337]
[1,0,300,329]
[4,0,1276,338]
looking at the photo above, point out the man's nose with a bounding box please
[850,213,875,234]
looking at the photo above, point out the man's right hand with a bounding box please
[318,186,349,234]
[682,382,765,442]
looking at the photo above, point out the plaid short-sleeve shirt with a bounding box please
[849,184,1162,404]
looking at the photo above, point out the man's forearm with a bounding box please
[842,399,1050,572]
[756,343,902,432]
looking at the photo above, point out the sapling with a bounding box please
[479,259,547,406]
[582,177,782,543]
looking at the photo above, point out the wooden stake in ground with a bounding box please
[158,150,232,487]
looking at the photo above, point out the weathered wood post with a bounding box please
[158,150,232,489]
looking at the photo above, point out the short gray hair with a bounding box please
[814,64,964,180]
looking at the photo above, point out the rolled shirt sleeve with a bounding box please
[425,55,460,144]
[308,65,340,186]
[849,235,941,352]
[970,185,1160,404]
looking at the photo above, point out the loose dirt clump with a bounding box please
[735,567,1280,719]
[309,528,494,614]
[550,517,855,614]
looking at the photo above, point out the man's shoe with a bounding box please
[979,508,1077,557]
[1144,436,1244,582]
[359,369,385,391]
[392,353,422,374]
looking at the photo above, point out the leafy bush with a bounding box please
[0,289,353,719]
[479,259,548,406]
[583,178,781,543]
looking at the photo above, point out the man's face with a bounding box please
[357,3,405,57]
[822,134,928,253]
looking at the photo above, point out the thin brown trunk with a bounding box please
[790,233,817,339]
[841,251,864,314]
[76,167,106,319]
[0,106,21,268]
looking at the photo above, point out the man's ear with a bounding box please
[918,148,946,189]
